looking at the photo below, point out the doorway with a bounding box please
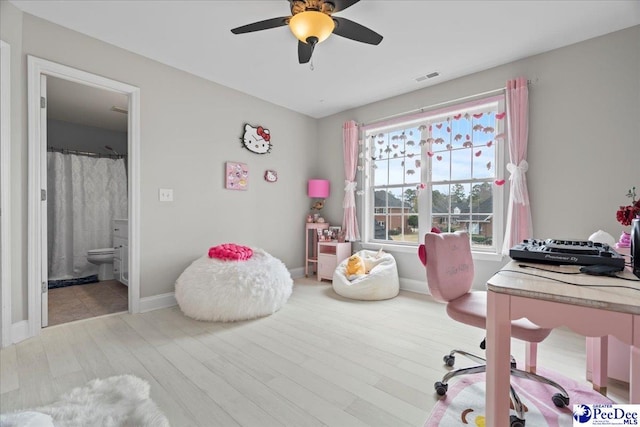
[27,56,140,336]
[46,76,129,326]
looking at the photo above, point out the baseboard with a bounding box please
[10,320,29,345]
[289,267,304,279]
[399,278,429,295]
[139,292,177,313]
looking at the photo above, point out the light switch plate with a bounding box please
[159,188,173,202]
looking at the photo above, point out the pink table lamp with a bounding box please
[307,179,330,222]
[308,179,330,199]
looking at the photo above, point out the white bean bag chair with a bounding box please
[175,248,293,322]
[332,250,399,300]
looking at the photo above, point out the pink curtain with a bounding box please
[502,77,533,254]
[342,120,360,241]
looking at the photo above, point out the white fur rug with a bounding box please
[0,375,169,427]
[175,248,293,322]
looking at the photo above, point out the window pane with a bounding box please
[405,137,421,156]
[432,184,450,215]
[374,189,386,208]
[374,159,388,185]
[431,150,450,181]
[451,148,472,180]
[388,158,404,184]
[450,183,470,215]
[453,213,471,233]
[374,218,388,240]
[473,144,495,179]
[471,182,493,214]
[404,157,420,184]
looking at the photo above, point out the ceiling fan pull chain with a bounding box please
[310,59,315,71]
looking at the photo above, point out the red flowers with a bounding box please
[616,202,640,226]
[616,186,639,226]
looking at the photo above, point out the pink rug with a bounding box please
[424,367,613,426]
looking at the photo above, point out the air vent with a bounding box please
[415,72,440,83]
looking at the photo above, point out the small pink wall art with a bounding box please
[225,161,249,191]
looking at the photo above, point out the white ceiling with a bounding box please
[11,0,640,128]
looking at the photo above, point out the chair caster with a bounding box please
[552,393,569,408]
[443,354,455,367]
[510,415,525,427]
[434,381,448,396]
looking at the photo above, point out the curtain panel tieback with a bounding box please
[506,160,529,205]
[343,180,357,208]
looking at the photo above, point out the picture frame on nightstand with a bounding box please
[328,226,341,240]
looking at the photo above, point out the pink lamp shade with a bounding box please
[307,179,330,198]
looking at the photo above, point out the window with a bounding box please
[363,96,505,253]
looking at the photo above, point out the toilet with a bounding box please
[87,248,115,281]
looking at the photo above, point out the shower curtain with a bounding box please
[47,152,128,280]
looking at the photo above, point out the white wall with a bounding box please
[2,5,318,322]
[317,25,640,289]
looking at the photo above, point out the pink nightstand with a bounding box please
[317,241,351,282]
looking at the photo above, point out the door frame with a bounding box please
[27,56,141,336]
[1,40,11,347]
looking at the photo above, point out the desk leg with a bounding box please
[632,345,639,403]
[486,291,512,427]
[585,336,608,395]
[632,316,640,404]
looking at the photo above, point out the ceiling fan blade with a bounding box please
[332,17,383,45]
[298,40,315,64]
[328,0,360,13]
[231,16,290,34]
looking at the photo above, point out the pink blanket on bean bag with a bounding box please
[208,243,253,261]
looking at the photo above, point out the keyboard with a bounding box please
[509,239,626,270]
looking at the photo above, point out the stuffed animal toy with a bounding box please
[311,200,324,211]
[345,254,366,280]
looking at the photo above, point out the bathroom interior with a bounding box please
[46,76,129,326]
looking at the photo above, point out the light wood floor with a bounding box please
[0,278,629,426]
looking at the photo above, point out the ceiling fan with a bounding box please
[230,0,383,64]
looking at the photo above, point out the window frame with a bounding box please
[361,95,505,260]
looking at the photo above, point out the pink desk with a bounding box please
[486,261,640,427]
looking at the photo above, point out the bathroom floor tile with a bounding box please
[47,280,128,327]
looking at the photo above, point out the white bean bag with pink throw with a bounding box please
[332,250,399,300]
[175,248,292,322]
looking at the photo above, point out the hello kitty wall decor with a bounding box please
[225,162,249,190]
[241,123,272,154]
[264,170,278,183]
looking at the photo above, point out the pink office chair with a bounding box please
[424,231,569,427]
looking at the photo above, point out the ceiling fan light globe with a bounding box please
[289,11,335,44]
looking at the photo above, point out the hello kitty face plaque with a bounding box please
[241,123,272,154]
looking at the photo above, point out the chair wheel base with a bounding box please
[434,381,448,396]
[552,393,569,408]
[443,355,455,367]
[510,415,525,427]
